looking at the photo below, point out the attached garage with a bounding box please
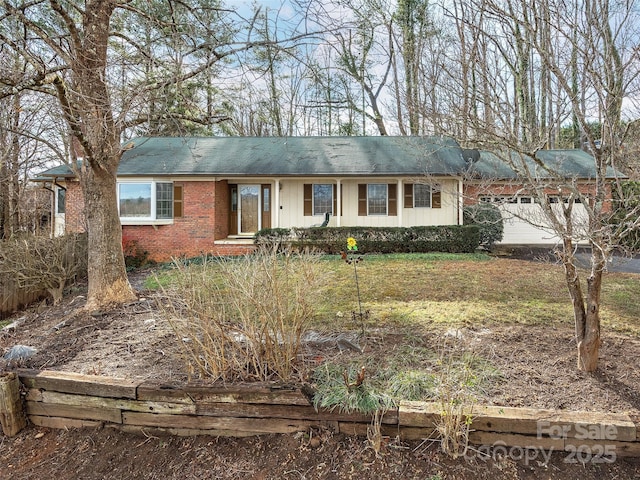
[465,147,614,246]
[480,196,590,245]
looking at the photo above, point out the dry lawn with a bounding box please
[2,253,640,479]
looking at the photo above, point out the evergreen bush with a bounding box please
[463,202,504,248]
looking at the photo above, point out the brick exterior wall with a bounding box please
[214,180,230,239]
[464,182,613,212]
[64,181,86,233]
[122,180,254,262]
[65,179,254,262]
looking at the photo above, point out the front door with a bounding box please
[229,184,271,236]
[239,184,260,235]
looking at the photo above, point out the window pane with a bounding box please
[368,184,387,215]
[263,187,270,212]
[156,183,173,219]
[313,184,333,215]
[414,184,431,208]
[231,187,238,212]
[56,188,66,214]
[120,183,151,217]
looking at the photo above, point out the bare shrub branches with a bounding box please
[0,233,88,305]
[158,246,325,382]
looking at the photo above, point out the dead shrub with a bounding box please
[0,233,88,305]
[158,246,325,382]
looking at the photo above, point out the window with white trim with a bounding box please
[313,184,333,215]
[118,181,174,220]
[414,184,432,208]
[367,184,388,215]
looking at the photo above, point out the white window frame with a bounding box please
[312,183,334,216]
[117,180,174,225]
[413,184,432,208]
[367,183,388,216]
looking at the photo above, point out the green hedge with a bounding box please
[255,225,481,254]
[463,203,504,247]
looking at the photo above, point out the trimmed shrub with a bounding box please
[255,225,481,254]
[463,203,504,248]
[254,228,292,251]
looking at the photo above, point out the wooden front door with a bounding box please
[229,184,271,235]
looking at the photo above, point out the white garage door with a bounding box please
[485,196,589,245]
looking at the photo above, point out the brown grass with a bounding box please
[309,253,640,334]
[148,252,640,334]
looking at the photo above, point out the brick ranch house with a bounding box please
[34,136,616,261]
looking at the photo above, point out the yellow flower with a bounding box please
[347,237,357,251]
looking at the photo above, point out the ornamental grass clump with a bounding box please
[416,347,500,459]
[311,362,395,456]
[311,363,394,415]
[158,246,324,382]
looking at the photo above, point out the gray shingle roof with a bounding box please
[115,136,467,177]
[32,164,77,180]
[468,149,622,180]
[33,136,615,181]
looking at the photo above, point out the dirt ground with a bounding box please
[3,426,640,480]
[2,265,640,479]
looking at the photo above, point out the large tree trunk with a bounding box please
[81,165,134,311]
[62,0,135,310]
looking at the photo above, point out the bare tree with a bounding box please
[0,20,63,239]
[0,94,21,238]
[453,0,640,371]
[0,0,310,310]
[304,0,401,135]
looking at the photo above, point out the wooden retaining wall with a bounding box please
[0,280,45,319]
[5,369,640,458]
